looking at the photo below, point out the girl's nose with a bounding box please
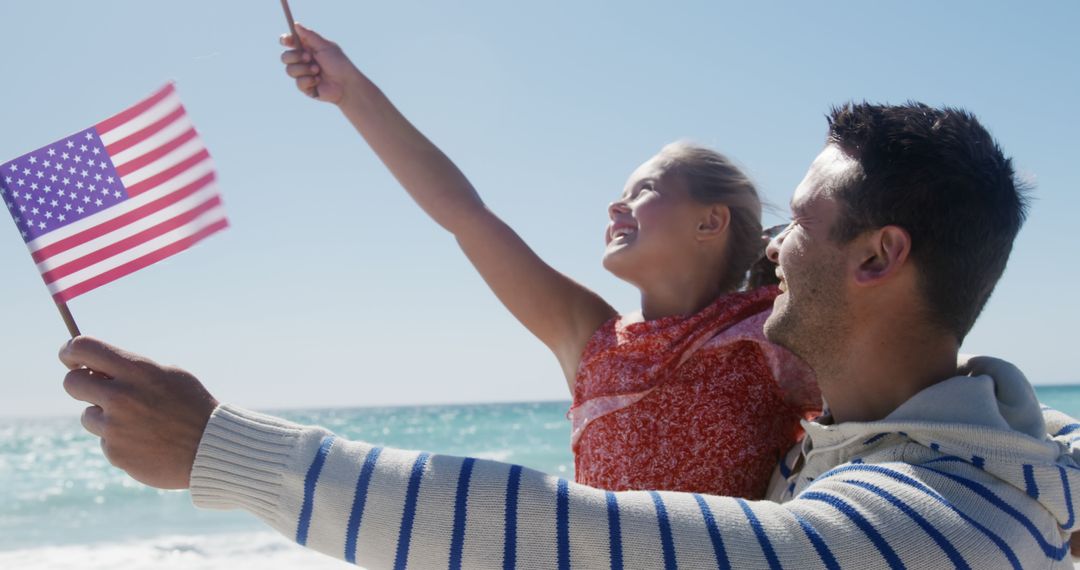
[608,201,629,218]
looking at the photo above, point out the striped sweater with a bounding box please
[190,356,1080,569]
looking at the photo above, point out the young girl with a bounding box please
[280,25,819,498]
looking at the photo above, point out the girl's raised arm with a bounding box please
[280,26,616,386]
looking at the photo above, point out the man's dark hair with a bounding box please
[826,102,1029,341]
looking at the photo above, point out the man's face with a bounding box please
[763,144,858,366]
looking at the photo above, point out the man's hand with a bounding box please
[59,336,218,490]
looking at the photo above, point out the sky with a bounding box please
[1,1,1077,418]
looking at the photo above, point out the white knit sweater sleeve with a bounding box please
[189,404,1069,569]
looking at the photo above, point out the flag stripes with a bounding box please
[7,83,228,301]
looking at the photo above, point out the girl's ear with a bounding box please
[697,204,731,240]
[853,225,911,285]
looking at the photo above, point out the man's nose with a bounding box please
[765,231,783,263]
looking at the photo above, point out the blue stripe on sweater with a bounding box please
[556,478,570,570]
[813,464,1021,570]
[1023,465,1039,499]
[392,452,431,570]
[605,492,624,570]
[503,465,522,570]
[448,457,476,570]
[863,433,889,446]
[344,446,383,563]
[649,491,678,570]
[296,435,335,546]
[790,512,839,570]
[920,465,1069,560]
[737,499,781,570]
[1059,466,1075,528]
[778,455,792,478]
[693,494,729,570]
[843,479,970,569]
[802,491,903,569]
[1054,423,1080,436]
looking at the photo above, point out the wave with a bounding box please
[0,531,356,570]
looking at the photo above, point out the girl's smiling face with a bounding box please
[602,154,709,287]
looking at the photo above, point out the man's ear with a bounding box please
[854,225,911,285]
[696,204,731,240]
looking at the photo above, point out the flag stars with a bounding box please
[58,214,66,222]
[69,167,76,175]
[84,132,93,141]
[31,207,39,215]
[16,179,25,187]
[54,162,63,171]
[113,190,121,199]
[50,200,58,207]
[66,140,74,149]
[36,171,44,179]
[62,152,70,160]
[73,155,82,164]
[45,212,53,219]
[80,144,88,152]
[92,147,101,155]
[37,197,45,205]
[23,168,30,176]
[7,164,16,172]
[76,206,85,214]
[95,198,103,206]
[81,170,89,177]
[106,176,115,184]
[58,190,66,198]
[50,175,58,183]
[64,203,72,211]
[44,186,52,193]
[44,160,51,168]
[89,184,97,192]
[82,195,90,203]
[98,161,107,170]
[75,182,84,190]
[28,156,37,164]
[47,148,56,157]
[62,178,70,185]
[30,183,38,191]
[94,173,102,182]
[38,222,46,230]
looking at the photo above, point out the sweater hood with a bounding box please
[799,355,1080,530]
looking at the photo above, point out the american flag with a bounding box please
[1,83,227,302]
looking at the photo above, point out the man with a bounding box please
[62,103,1080,568]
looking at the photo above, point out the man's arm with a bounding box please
[60,337,1068,569]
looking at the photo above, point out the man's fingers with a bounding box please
[81,405,106,437]
[59,335,140,377]
[63,368,115,406]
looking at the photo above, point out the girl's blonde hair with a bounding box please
[657,141,765,291]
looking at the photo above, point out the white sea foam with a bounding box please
[0,531,356,570]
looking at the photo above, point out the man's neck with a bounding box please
[814,319,960,424]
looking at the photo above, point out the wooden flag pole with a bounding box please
[279,0,318,98]
[56,302,81,338]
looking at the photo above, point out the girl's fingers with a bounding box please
[280,49,311,65]
[284,62,319,78]
[295,75,320,96]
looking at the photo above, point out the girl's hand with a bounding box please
[279,23,357,105]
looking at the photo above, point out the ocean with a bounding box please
[2,388,1080,569]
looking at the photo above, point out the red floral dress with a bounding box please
[569,286,820,499]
